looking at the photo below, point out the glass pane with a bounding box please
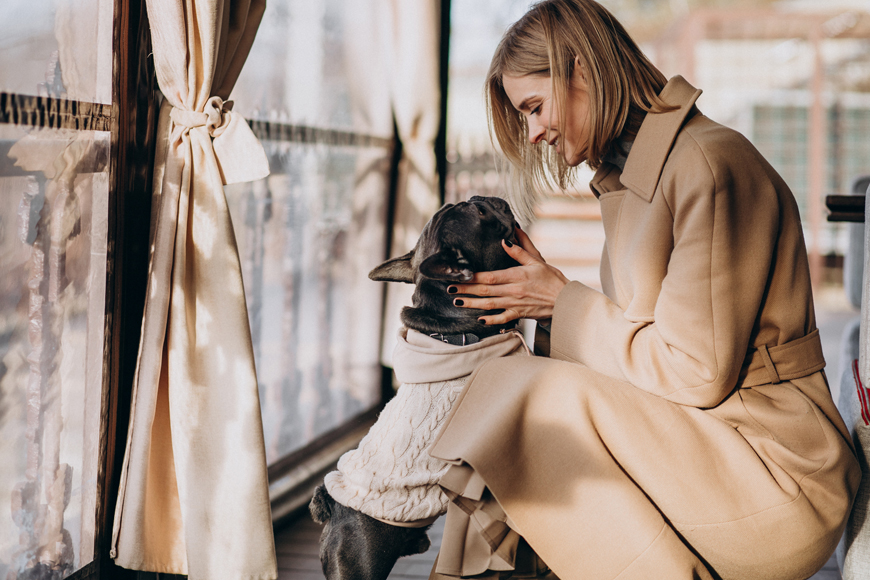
[447,0,529,175]
[226,142,391,462]
[0,124,109,577]
[752,105,810,214]
[231,0,391,137]
[0,0,114,103]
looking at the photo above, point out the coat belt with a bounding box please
[739,329,826,387]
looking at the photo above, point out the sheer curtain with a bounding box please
[0,1,113,576]
[375,0,443,366]
[110,0,277,578]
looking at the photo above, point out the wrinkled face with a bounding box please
[502,66,591,167]
[368,195,519,287]
[413,195,519,283]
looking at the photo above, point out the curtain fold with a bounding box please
[110,0,276,578]
[380,0,443,366]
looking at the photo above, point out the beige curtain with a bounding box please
[110,1,276,578]
[378,0,444,366]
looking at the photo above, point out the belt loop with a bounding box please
[758,344,781,384]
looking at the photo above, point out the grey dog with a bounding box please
[309,195,520,580]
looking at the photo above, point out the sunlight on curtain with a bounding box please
[229,0,379,134]
[109,0,275,575]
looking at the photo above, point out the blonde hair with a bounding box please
[487,0,674,223]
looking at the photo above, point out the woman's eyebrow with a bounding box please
[517,96,536,111]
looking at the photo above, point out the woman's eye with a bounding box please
[531,105,541,116]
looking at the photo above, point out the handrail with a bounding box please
[0,92,113,132]
[247,119,393,149]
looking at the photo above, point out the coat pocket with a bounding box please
[736,383,830,479]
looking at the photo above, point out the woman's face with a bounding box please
[502,63,590,167]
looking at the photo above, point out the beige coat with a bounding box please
[428,76,861,580]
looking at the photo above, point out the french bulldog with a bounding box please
[309,195,521,580]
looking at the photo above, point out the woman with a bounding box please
[427,1,861,579]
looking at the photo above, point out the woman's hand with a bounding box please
[447,228,569,325]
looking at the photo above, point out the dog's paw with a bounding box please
[398,529,431,557]
[309,484,332,524]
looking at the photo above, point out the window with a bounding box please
[1,0,443,575]
[0,0,115,577]
[227,0,395,463]
[0,1,156,578]
[752,105,810,212]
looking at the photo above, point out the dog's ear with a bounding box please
[309,485,333,524]
[369,251,415,283]
[418,247,473,282]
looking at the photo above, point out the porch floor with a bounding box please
[273,513,840,579]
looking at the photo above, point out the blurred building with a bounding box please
[651,0,870,282]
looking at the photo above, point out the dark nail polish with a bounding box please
[447,286,458,294]
[478,318,487,325]
[454,299,464,306]
[504,239,513,247]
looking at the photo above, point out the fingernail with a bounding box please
[454,299,464,306]
[478,318,487,325]
[447,286,458,294]
[504,239,513,247]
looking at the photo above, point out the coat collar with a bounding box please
[591,75,702,202]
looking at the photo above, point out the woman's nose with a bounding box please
[528,119,547,144]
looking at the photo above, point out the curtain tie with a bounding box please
[170,96,231,135]
[169,96,270,185]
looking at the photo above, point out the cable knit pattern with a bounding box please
[324,328,528,524]
[325,376,468,522]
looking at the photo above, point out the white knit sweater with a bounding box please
[324,328,528,524]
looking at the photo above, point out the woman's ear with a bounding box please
[573,56,587,87]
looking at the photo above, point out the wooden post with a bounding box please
[808,24,825,288]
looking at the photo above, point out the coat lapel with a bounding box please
[619,75,703,202]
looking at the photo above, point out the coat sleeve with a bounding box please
[549,132,785,408]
